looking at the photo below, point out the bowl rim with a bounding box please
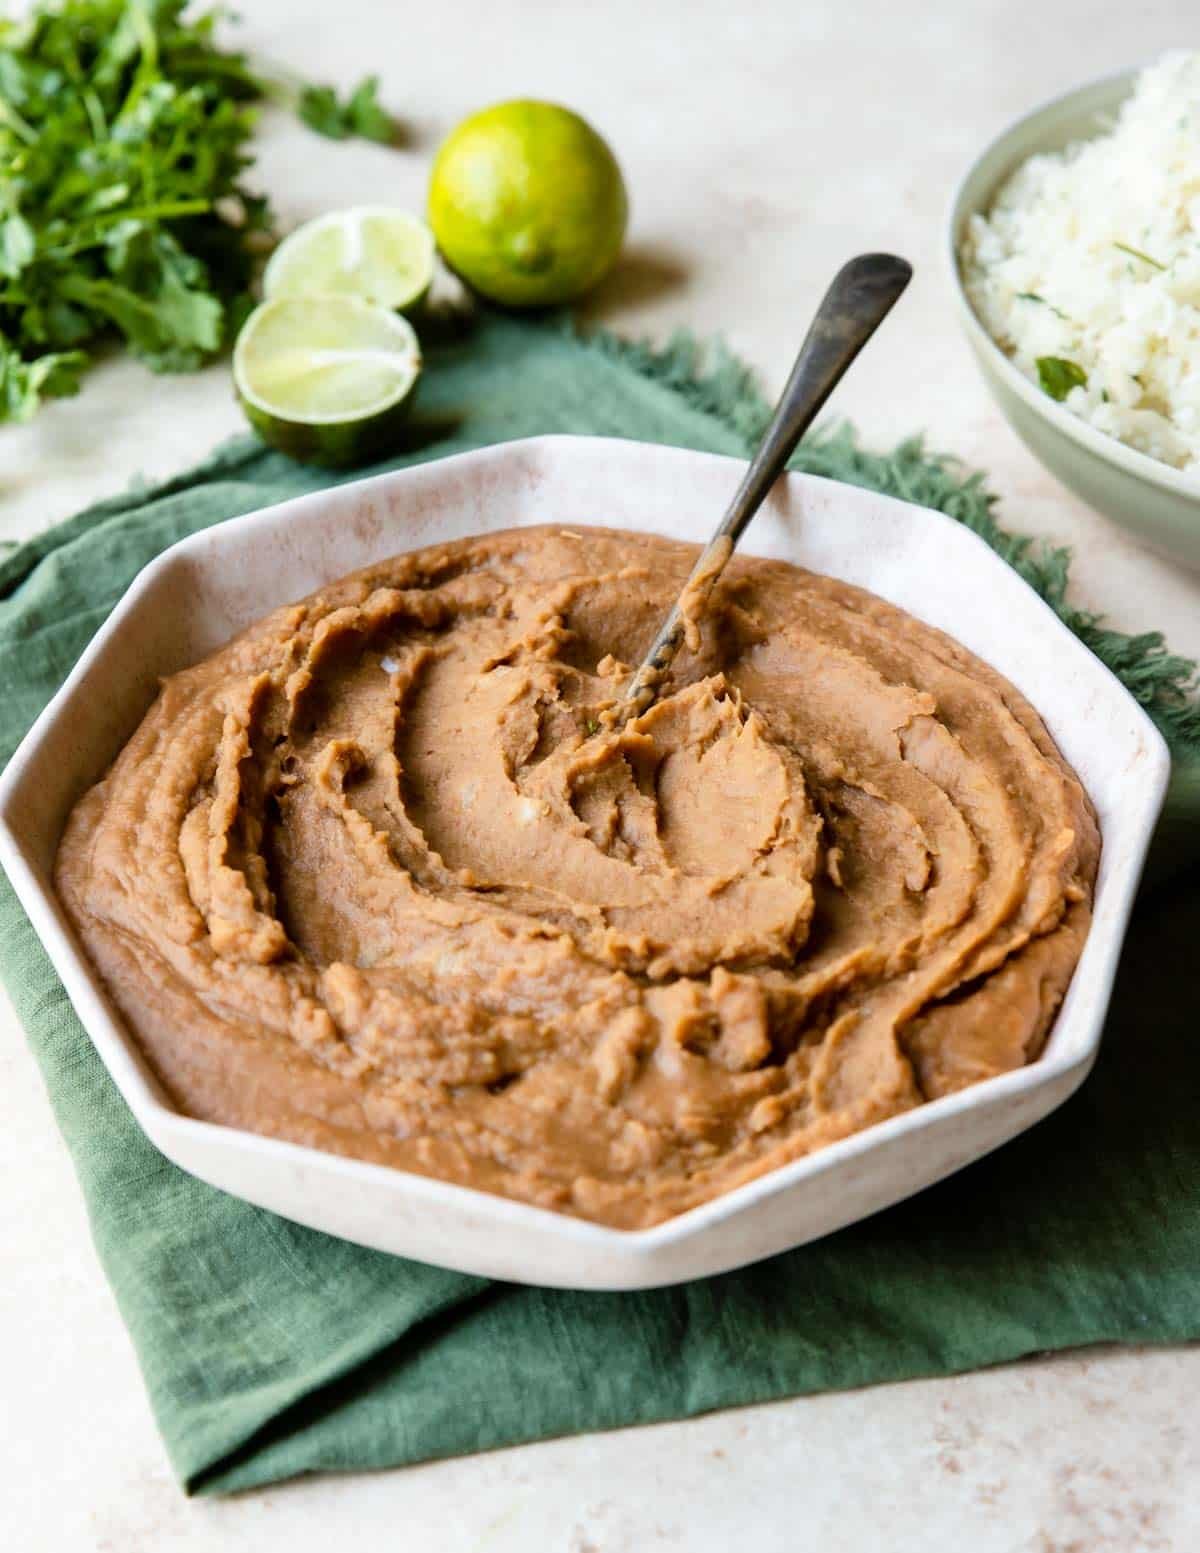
[943,63,1200,505]
[0,434,1172,1265]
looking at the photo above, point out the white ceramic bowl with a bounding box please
[947,69,1200,571]
[0,437,1169,1290]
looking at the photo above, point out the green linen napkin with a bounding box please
[2,312,1198,1496]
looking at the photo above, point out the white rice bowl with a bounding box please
[961,52,1200,476]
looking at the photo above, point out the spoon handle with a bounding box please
[619,252,912,717]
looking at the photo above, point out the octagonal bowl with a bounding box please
[0,436,1170,1289]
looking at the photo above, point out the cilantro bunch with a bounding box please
[0,0,398,422]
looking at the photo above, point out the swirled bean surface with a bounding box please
[56,527,1099,1227]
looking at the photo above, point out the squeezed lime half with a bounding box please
[233,294,422,467]
[263,207,436,315]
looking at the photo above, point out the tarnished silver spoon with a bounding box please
[617,253,912,720]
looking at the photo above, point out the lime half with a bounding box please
[263,207,436,314]
[234,295,422,467]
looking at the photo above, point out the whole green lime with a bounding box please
[428,100,627,307]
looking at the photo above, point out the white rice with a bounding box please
[961,51,1200,475]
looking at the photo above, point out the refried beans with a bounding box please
[55,526,1099,1228]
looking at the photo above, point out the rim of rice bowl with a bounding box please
[945,64,1200,504]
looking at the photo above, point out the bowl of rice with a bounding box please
[948,54,1200,570]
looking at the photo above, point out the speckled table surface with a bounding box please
[2,2,1197,1548]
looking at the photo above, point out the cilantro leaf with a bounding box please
[296,84,344,139]
[297,75,397,143]
[0,213,35,279]
[344,76,396,143]
[1036,356,1088,401]
[0,338,86,421]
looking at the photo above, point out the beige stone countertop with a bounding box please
[2,1,1197,1548]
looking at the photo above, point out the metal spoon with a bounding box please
[617,252,912,720]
